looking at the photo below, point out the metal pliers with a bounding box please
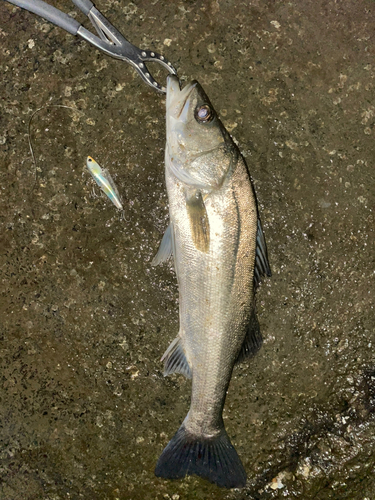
[5,0,178,93]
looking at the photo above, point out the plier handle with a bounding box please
[6,0,178,93]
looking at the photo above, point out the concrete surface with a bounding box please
[0,0,374,499]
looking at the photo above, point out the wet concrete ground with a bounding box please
[1,0,374,498]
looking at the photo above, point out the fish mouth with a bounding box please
[166,75,197,122]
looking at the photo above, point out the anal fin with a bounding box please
[162,336,192,379]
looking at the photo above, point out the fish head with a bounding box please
[166,76,232,188]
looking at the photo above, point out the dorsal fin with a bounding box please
[254,218,271,288]
[235,308,263,364]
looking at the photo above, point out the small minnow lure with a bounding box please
[86,156,123,210]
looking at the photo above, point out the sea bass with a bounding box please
[153,75,271,488]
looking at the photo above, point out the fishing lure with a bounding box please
[86,156,123,210]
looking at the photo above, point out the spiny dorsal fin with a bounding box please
[254,218,271,288]
[162,336,192,379]
[185,189,210,253]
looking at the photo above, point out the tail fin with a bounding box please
[155,424,246,489]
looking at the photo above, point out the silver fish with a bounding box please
[153,75,271,488]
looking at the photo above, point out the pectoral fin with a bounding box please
[186,190,210,253]
[152,224,173,266]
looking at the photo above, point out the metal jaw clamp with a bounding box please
[6,0,178,93]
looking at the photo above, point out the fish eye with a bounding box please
[195,104,214,123]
